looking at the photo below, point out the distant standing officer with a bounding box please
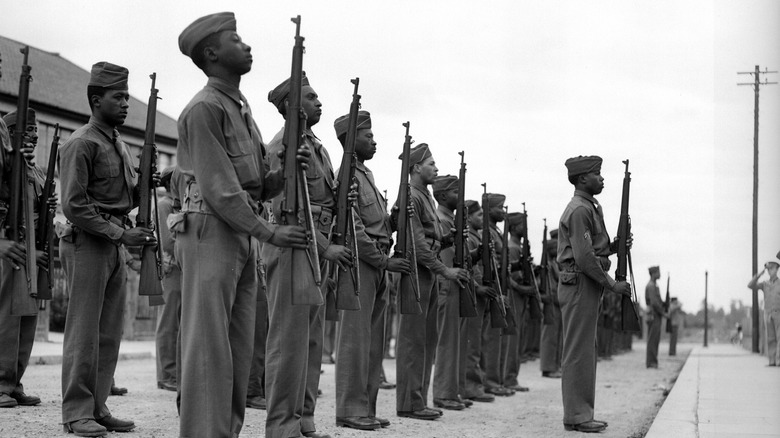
[747,260,780,366]
[59,62,145,436]
[645,266,664,368]
[557,155,630,433]
[667,297,683,356]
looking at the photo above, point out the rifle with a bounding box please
[137,73,164,302]
[455,151,477,317]
[615,159,641,332]
[394,122,421,315]
[521,203,543,321]
[500,205,517,333]
[539,218,555,324]
[8,46,38,316]
[481,184,507,328]
[664,274,671,333]
[331,77,361,311]
[281,16,323,305]
[34,123,60,305]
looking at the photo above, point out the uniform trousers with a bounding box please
[248,298,268,399]
[263,245,324,438]
[482,304,505,390]
[559,272,602,425]
[764,309,780,366]
[463,294,490,398]
[540,303,562,373]
[503,293,528,387]
[396,266,438,412]
[433,277,462,400]
[646,315,661,367]
[668,325,678,356]
[60,229,126,424]
[176,214,257,438]
[335,259,386,418]
[0,261,37,396]
[156,267,181,386]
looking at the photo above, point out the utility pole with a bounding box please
[704,271,708,348]
[738,66,776,353]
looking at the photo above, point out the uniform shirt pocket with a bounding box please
[226,138,261,186]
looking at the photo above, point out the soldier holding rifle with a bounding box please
[556,156,631,433]
[176,12,311,438]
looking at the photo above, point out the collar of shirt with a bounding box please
[573,189,599,209]
[355,159,369,174]
[206,76,242,106]
[411,179,429,193]
[437,204,454,220]
[88,116,118,142]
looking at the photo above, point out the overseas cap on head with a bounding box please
[487,193,505,208]
[649,266,660,275]
[160,166,175,187]
[432,175,458,196]
[549,228,559,239]
[505,212,526,228]
[565,155,602,177]
[401,143,431,166]
[268,73,311,114]
[334,110,371,141]
[178,12,237,58]
[88,62,129,90]
[466,200,480,215]
[2,108,36,128]
[766,260,780,269]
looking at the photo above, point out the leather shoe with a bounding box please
[506,384,529,392]
[459,397,473,408]
[0,393,18,408]
[428,406,443,416]
[11,391,41,406]
[371,416,390,428]
[109,385,127,396]
[63,419,107,437]
[563,420,607,433]
[466,393,495,402]
[302,432,331,438]
[433,398,465,410]
[336,416,380,430]
[543,371,562,378]
[157,381,177,392]
[379,380,397,390]
[95,415,135,432]
[246,395,267,410]
[397,408,440,420]
[485,386,514,396]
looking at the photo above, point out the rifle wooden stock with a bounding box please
[481,184,507,329]
[137,73,164,299]
[333,78,362,311]
[34,123,60,302]
[395,122,421,315]
[498,215,517,334]
[282,16,323,306]
[9,46,38,316]
[455,151,477,317]
[520,205,543,321]
[616,159,641,332]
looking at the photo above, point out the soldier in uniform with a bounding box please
[176,12,311,438]
[503,212,533,393]
[747,260,780,366]
[395,144,469,421]
[557,155,630,433]
[645,266,664,368]
[540,229,562,378]
[263,74,351,438]
[431,174,469,411]
[59,62,146,436]
[154,167,178,392]
[667,297,683,356]
[0,108,44,409]
[332,110,410,430]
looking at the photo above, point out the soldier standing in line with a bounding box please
[556,155,631,433]
[332,110,410,431]
[431,174,470,411]
[395,144,469,421]
[539,229,562,378]
[0,108,45,409]
[59,62,146,436]
[263,74,351,438]
[667,297,683,356]
[503,212,533,393]
[175,12,311,437]
[246,247,269,411]
[645,266,664,368]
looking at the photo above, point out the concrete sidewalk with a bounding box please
[646,343,780,438]
[30,331,155,365]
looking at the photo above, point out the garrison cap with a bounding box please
[766,260,780,269]
[466,200,480,215]
[88,62,129,90]
[160,166,175,187]
[178,12,237,58]
[649,266,660,275]
[565,155,602,177]
[334,110,371,141]
[401,143,431,166]
[432,175,458,196]
[486,193,505,208]
[268,73,311,114]
[549,228,559,239]
[2,108,36,128]
[505,212,525,228]
[545,238,557,254]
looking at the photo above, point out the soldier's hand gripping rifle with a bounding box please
[394,122,421,315]
[137,73,164,302]
[34,123,60,305]
[8,46,38,316]
[481,184,507,328]
[455,151,477,317]
[615,159,641,332]
[282,16,323,305]
[499,205,517,333]
[331,78,362,311]
[521,203,543,321]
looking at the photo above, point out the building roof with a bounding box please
[0,35,178,142]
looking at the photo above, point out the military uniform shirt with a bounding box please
[410,180,446,275]
[350,160,392,269]
[436,204,455,267]
[467,227,483,285]
[751,277,780,312]
[645,281,664,316]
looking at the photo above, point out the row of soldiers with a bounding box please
[0,11,639,438]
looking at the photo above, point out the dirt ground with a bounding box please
[1,342,689,438]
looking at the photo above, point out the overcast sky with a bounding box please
[1,0,778,313]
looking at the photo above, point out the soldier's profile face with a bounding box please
[468,209,483,229]
[94,89,130,126]
[354,128,376,161]
[301,86,322,126]
[581,171,604,195]
[215,31,252,76]
[417,157,438,184]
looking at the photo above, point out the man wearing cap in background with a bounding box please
[0,108,45,409]
[263,74,351,438]
[59,62,152,436]
[540,229,562,378]
[667,297,683,356]
[747,260,780,366]
[556,155,631,433]
[645,266,665,369]
[332,110,410,431]
[431,173,470,412]
[176,12,312,438]
[395,144,469,421]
